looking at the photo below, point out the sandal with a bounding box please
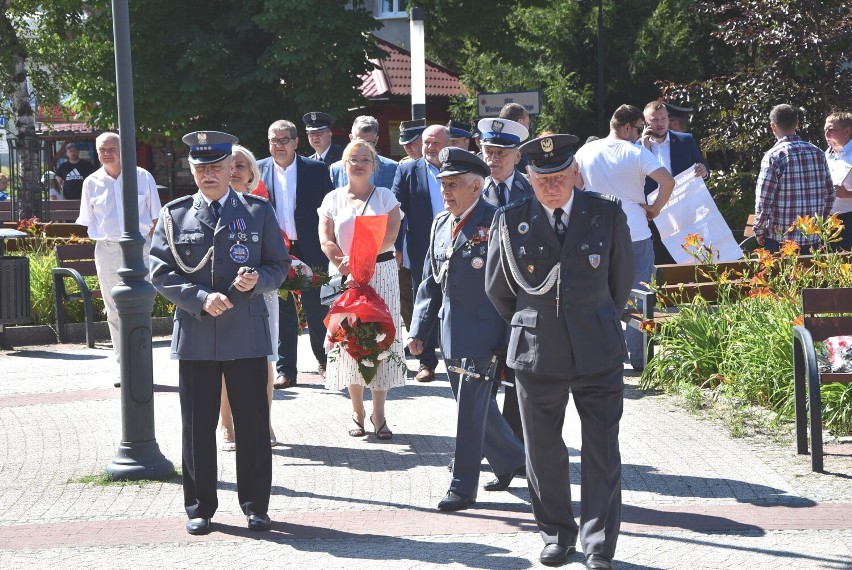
[371,416,393,440]
[221,427,236,452]
[349,413,366,437]
[270,427,280,448]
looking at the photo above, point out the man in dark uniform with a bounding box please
[399,118,427,164]
[664,102,694,133]
[303,111,344,167]
[446,119,473,150]
[478,116,533,443]
[408,148,526,512]
[149,131,290,536]
[485,134,634,569]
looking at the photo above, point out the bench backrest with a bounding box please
[801,288,852,343]
[653,259,752,305]
[44,200,81,222]
[54,243,97,278]
[0,200,11,222]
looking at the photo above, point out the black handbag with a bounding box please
[319,186,378,307]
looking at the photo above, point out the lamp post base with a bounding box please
[106,440,174,481]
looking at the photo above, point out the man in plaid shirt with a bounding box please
[754,104,834,253]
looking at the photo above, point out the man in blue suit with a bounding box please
[641,101,710,264]
[392,124,451,382]
[329,116,398,189]
[408,147,526,512]
[258,119,333,388]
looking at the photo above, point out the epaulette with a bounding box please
[434,210,453,222]
[584,191,622,207]
[500,195,533,213]
[163,194,193,209]
[244,193,268,202]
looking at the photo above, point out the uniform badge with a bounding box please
[238,232,248,241]
[491,120,504,133]
[527,264,535,273]
[471,257,484,269]
[518,222,530,234]
[228,232,237,241]
[197,132,208,144]
[251,234,260,243]
[446,246,454,258]
[230,243,250,264]
[541,137,554,153]
[589,254,601,269]
[580,243,589,251]
[310,112,317,122]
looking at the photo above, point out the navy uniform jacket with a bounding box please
[257,154,332,268]
[643,130,709,196]
[149,189,290,361]
[485,191,634,377]
[309,142,344,168]
[410,199,507,359]
[481,174,533,209]
[392,157,436,285]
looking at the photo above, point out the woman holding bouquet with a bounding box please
[318,140,404,439]
[218,144,279,450]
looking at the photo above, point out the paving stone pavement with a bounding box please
[0,335,850,569]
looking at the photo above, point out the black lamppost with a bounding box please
[105,0,173,481]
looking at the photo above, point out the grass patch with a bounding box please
[72,468,181,486]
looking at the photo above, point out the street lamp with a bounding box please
[105,0,173,481]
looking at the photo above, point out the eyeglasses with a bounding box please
[347,158,374,166]
[269,137,294,146]
[632,123,645,133]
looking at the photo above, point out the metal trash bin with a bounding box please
[0,229,31,326]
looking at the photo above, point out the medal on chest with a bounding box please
[228,218,251,263]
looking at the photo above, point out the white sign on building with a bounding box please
[477,91,541,117]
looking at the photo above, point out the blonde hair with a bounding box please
[342,139,377,164]
[231,145,261,192]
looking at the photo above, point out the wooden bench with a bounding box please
[0,200,11,223]
[43,200,81,222]
[622,259,752,369]
[52,243,99,348]
[792,287,852,472]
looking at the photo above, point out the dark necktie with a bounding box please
[496,182,508,207]
[210,200,221,221]
[553,207,566,244]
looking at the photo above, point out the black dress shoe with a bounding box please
[483,465,526,491]
[185,517,211,535]
[585,554,613,569]
[540,544,576,566]
[247,513,272,531]
[437,491,475,512]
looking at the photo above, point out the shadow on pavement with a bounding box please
[7,349,108,360]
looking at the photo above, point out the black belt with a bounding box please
[376,251,394,263]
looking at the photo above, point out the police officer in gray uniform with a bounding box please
[485,134,634,569]
[149,131,290,536]
[408,147,526,512]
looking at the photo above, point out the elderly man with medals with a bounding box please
[407,147,526,512]
[485,134,634,568]
[149,131,290,536]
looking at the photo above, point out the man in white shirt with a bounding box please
[575,104,675,371]
[825,112,852,250]
[76,132,161,384]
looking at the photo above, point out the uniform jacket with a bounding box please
[309,142,344,168]
[410,199,507,360]
[257,154,332,268]
[643,130,709,197]
[329,154,399,190]
[485,191,634,377]
[150,189,290,361]
[481,174,533,209]
[392,157,436,284]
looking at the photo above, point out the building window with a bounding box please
[376,0,407,18]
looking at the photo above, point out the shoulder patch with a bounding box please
[501,195,532,212]
[164,195,193,209]
[244,193,268,202]
[585,191,622,207]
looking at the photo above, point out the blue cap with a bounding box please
[302,111,336,132]
[446,119,473,139]
[436,147,491,179]
[477,118,529,148]
[518,134,580,174]
[399,118,427,144]
[182,131,238,165]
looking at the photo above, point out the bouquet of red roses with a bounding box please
[324,215,396,384]
[279,259,330,300]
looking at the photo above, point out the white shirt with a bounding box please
[273,160,298,239]
[827,139,852,214]
[647,133,672,174]
[426,161,444,220]
[541,193,574,231]
[76,166,161,240]
[317,186,402,255]
[575,138,663,241]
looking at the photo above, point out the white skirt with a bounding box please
[324,258,406,392]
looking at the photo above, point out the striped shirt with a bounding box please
[754,135,834,246]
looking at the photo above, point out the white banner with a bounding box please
[648,166,744,263]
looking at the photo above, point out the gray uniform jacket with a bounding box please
[481,174,533,209]
[485,191,634,377]
[410,199,507,360]
[150,189,291,361]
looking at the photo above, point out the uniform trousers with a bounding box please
[446,356,526,499]
[411,273,439,370]
[277,243,328,380]
[94,237,150,361]
[493,371,524,444]
[515,364,623,558]
[179,357,271,519]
